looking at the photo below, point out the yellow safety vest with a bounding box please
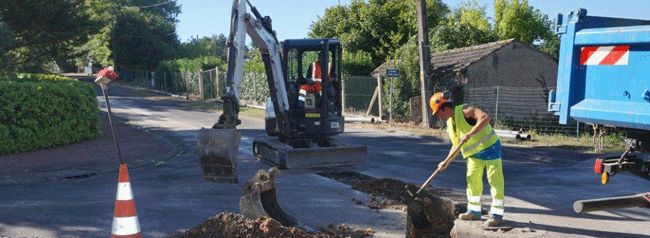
[446,104,499,158]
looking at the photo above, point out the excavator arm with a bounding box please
[217,0,291,133]
[197,0,292,183]
[198,0,302,227]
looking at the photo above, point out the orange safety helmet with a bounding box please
[429,90,452,115]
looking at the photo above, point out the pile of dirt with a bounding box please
[172,212,374,238]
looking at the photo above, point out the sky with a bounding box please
[175,0,650,43]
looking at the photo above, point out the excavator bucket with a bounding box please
[197,128,241,183]
[239,167,299,227]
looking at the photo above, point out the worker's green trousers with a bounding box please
[466,157,505,219]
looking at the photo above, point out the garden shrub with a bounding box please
[0,74,100,154]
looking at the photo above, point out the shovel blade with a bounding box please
[197,128,241,183]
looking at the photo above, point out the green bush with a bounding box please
[157,56,224,72]
[16,73,78,82]
[0,75,100,154]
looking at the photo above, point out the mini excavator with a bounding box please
[196,0,367,227]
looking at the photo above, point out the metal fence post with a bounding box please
[173,72,177,93]
[494,86,500,128]
[215,67,220,97]
[253,72,257,101]
[377,75,383,119]
[199,70,205,100]
[150,71,155,89]
[163,72,167,92]
[389,77,393,124]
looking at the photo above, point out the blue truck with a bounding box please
[549,8,650,213]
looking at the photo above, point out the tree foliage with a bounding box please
[79,0,181,70]
[0,0,98,72]
[493,0,551,44]
[342,50,375,76]
[112,6,179,69]
[449,0,491,32]
[431,23,497,53]
[180,34,228,61]
[309,0,449,66]
[157,56,223,73]
[493,0,558,57]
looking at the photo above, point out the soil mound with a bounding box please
[172,212,373,238]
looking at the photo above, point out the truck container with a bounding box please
[549,8,650,213]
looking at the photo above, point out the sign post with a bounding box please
[386,69,399,124]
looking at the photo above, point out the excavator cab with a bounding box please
[256,39,366,169]
[265,39,343,137]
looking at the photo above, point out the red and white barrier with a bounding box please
[580,46,629,65]
[111,164,142,238]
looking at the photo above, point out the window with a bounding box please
[286,49,299,83]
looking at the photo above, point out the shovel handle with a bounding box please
[413,143,464,197]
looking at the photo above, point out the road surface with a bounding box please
[1,80,648,237]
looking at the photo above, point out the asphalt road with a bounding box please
[1,81,649,237]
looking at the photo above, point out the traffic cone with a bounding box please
[111,164,142,238]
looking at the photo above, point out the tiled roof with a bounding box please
[371,59,401,76]
[372,38,518,76]
[429,38,515,76]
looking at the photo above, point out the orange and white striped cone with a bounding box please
[111,164,142,238]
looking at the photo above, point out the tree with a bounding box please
[539,34,560,58]
[309,0,449,67]
[448,0,491,32]
[79,0,181,69]
[0,0,98,72]
[112,7,179,69]
[432,0,497,52]
[493,0,552,44]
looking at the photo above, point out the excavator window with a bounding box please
[301,51,319,80]
[286,49,299,83]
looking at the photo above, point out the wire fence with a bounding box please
[463,86,589,136]
[116,68,580,136]
[117,68,378,110]
[343,75,377,114]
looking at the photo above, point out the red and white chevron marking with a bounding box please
[580,46,629,65]
[111,164,142,238]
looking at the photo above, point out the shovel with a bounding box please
[406,142,463,230]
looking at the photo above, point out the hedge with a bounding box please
[0,74,100,154]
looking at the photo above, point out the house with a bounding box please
[373,39,558,127]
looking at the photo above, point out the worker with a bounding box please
[298,56,332,108]
[430,90,505,227]
[94,66,119,89]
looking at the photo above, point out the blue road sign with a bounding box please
[386,69,399,77]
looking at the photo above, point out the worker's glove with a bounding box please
[95,66,118,89]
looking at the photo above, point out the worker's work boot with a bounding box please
[484,217,503,226]
[458,212,480,220]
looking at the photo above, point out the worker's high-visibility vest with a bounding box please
[446,104,499,158]
[311,62,323,82]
